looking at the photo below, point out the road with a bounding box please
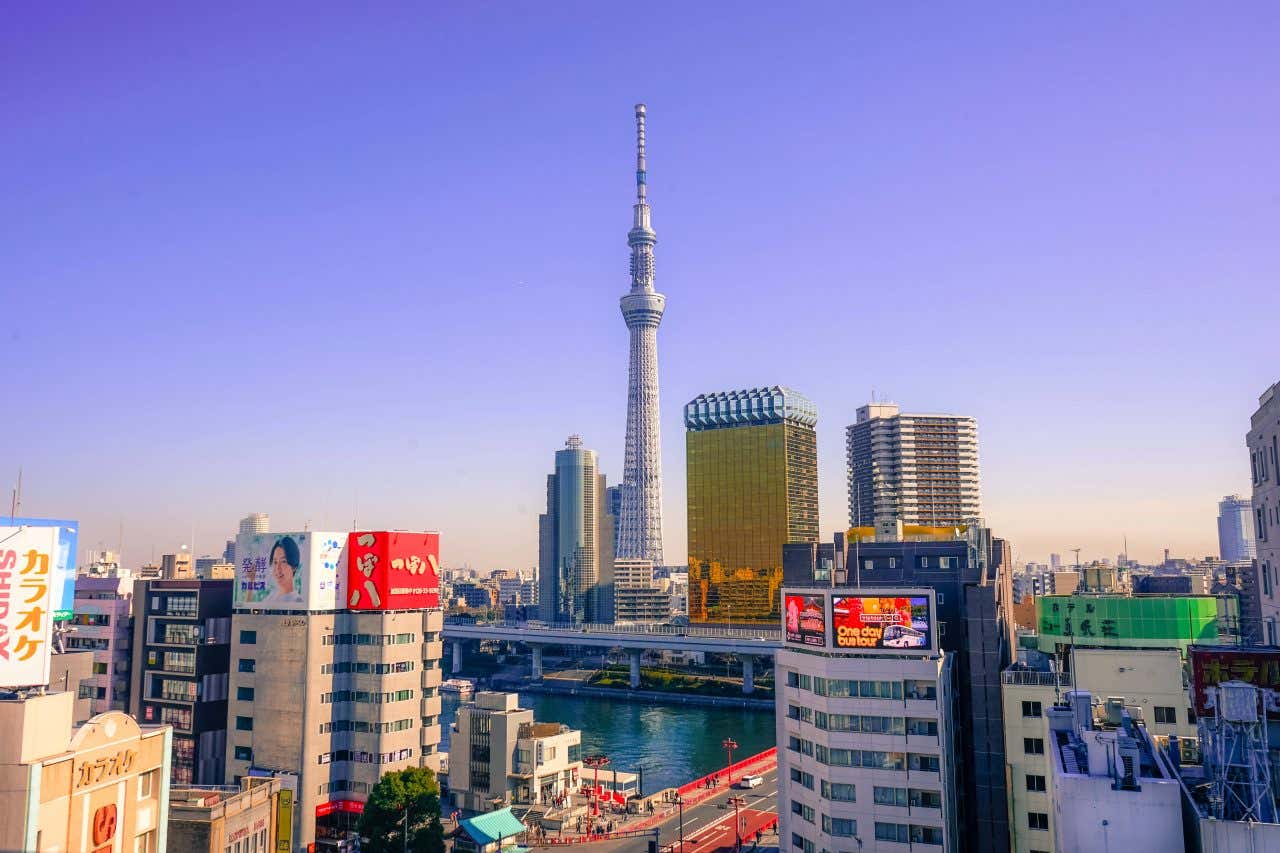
[589,767,780,853]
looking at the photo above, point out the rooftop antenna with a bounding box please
[9,466,21,523]
[1071,547,1082,569]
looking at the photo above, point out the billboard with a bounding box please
[833,595,932,651]
[6,518,78,621]
[346,531,441,611]
[1035,594,1225,654]
[234,531,347,611]
[784,594,826,647]
[1189,646,1280,717]
[0,526,59,687]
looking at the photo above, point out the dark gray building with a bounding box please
[784,524,1014,853]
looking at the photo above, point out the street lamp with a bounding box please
[722,737,738,786]
[584,754,610,819]
[727,796,746,851]
[674,793,685,852]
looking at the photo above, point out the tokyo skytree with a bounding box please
[617,103,665,565]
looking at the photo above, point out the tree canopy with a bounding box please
[357,767,445,853]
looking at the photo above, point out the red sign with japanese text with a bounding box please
[1189,646,1280,716]
[315,799,366,817]
[345,531,440,611]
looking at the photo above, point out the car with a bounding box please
[736,774,764,789]
[882,623,927,648]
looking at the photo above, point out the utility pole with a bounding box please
[1071,547,1082,569]
[675,793,685,852]
[727,796,746,851]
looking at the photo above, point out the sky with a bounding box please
[4,2,1278,570]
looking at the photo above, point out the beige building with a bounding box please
[1002,647,1195,853]
[225,609,443,852]
[162,552,195,580]
[169,776,289,853]
[449,692,583,812]
[0,693,171,853]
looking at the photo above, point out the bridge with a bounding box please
[442,618,784,694]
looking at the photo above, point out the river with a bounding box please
[440,692,776,795]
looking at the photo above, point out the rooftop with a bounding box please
[457,807,526,846]
[684,386,817,430]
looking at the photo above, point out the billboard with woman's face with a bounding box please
[234,531,347,610]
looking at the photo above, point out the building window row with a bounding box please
[321,660,416,675]
[791,833,814,853]
[320,688,416,704]
[788,674,937,701]
[789,768,814,790]
[322,632,417,646]
[873,786,942,808]
[874,822,943,845]
[790,800,814,824]
[820,815,857,837]
[820,781,856,802]
[317,780,371,795]
[318,748,414,765]
[320,718,415,734]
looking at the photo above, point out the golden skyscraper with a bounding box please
[685,387,818,624]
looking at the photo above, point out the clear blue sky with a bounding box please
[5,2,1277,569]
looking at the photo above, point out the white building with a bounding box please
[1248,384,1280,643]
[777,587,957,851]
[1045,692,1182,853]
[845,403,980,528]
[1218,494,1257,563]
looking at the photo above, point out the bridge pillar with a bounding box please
[452,640,463,674]
[530,643,544,680]
[742,654,755,695]
[629,649,642,689]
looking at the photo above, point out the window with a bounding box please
[918,557,930,568]
[910,825,944,846]
[93,661,108,675]
[820,781,855,802]
[908,753,940,773]
[237,686,255,701]
[1022,700,1042,718]
[1187,707,1197,724]
[235,746,253,761]
[134,831,157,853]
[790,801,814,823]
[904,680,936,700]
[1028,812,1049,831]
[909,789,942,809]
[238,659,256,673]
[790,768,814,790]
[938,557,957,569]
[1024,738,1045,755]
[821,816,857,837]
[1026,774,1046,792]
[239,630,257,645]
[235,716,253,731]
[907,717,938,737]
[873,786,907,807]
[875,823,909,843]
[138,769,156,799]
[1154,706,1176,724]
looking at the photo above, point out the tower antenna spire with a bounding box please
[635,103,647,202]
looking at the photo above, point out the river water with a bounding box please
[441,692,776,795]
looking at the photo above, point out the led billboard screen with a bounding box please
[234,531,347,611]
[0,526,59,687]
[832,595,932,650]
[784,594,826,647]
[347,531,441,611]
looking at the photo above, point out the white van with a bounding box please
[736,774,764,789]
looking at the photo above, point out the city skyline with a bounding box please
[6,5,1276,570]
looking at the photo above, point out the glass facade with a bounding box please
[687,419,818,624]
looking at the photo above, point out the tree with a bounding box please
[357,767,445,853]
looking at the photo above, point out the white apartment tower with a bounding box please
[1249,383,1280,644]
[239,513,270,535]
[1218,494,1257,563]
[846,403,980,528]
[617,104,666,566]
[538,436,615,624]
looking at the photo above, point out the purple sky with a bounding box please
[5,3,1277,569]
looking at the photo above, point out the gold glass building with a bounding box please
[685,386,818,624]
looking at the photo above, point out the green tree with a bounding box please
[357,767,445,853]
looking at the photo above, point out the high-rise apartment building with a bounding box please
[239,513,270,535]
[129,579,233,786]
[1218,494,1257,563]
[847,403,980,528]
[538,436,615,624]
[777,588,957,852]
[685,386,818,624]
[68,575,134,714]
[617,104,666,567]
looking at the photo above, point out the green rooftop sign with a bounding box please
[1035,595,1234,653]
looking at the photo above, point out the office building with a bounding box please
[1002,648,1195,853]
[846,403,980,529]
[1218,494,1257,563]
[225,529,444,852]
[538,436,615,624]
[784,523,1014,850]
[777,588,957,851]
[1050,554,1062,570]
[161,551,194,579]
[80,549,127,578]
[129,579,233,785]
[1249,383,1280,644]
[686,386,818,625]
[448,691,583,812]
[169,776,290,853]
[617,103,666,567]
[68,575,134,714]
[0,694,171,853]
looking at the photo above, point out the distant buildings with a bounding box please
[169,776,288,853]
[161,551,194,579]
[685,386,818,625]
[129,578,233,785]
[777,587,957,851]
[1249,382,1280,644]
[538,436,614,624]
[845,403,980,528]
[69,575,134,715]
[1218,494,1257,562]
[238,513,269,536]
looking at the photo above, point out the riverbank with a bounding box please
[493,677,775,710]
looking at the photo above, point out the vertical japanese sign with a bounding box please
[0,526,58,687]
[6,518,77,620]
[276,787,294,852]
[346,531,441,610]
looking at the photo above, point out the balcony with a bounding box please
[421,695,442,718]
[1002,670,1070,688]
